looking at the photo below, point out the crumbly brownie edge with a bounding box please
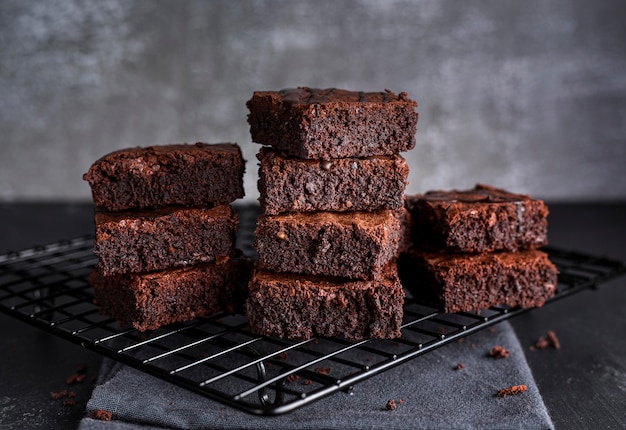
[254,209,404,280]
[257,149,408,214]
[398,249,558,313]
[247,89,418,159]
[405,185,549,252]
[94,205,238,275]
[91,254,252,332]
[245,264,404,340]
[83,143,245,211]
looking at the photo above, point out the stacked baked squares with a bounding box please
[83,143,252,331]
[245,87,419,340]
[399,184,558,313]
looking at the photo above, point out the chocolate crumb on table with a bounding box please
[385,399,397,411]
[546,330,561,349]
[533,330,561,350]
[488,345,510,359]
[497,384,528,398]
[88,409,113,421]
[50,390,67,400]
[454,363,465,371]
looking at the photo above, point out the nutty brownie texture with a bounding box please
[91,254,252,332]
[398,248,558,313]
[255,209,405,280]
[247,88,418,159]
[94,204,237,275]
[83,143,245,211]
[246,262,404,340]
[257,148,408,215]
[405,184,549,252]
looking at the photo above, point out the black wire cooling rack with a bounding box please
[0,206,625,416]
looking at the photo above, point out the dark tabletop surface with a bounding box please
[0,202,624,430]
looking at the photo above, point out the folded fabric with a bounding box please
[80,321,553,430]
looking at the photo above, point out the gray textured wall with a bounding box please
[1,0,625,202]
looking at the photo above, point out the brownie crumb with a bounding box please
[66,363,88,385]
[488,345,510,359]
[303,379,312,385]
[50,390,67,400]
[66,373,87,385]
[497,385,527,398]
[314,367,332,375]
[454,363,465,371]
[546,330,561,350]
[277,352,288,360]
[88,409,113,421]
[533,330,561,350]
[286,374,300,384]
[385,399,397,411]
[63,399,76,407]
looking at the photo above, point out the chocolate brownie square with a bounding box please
[83,143,245,211]
[255,209,405,280]
[405,184,549,252]
[94,204,237,276]
[247,88,418,159]
[398,248,558,313]
[257,148,409,215]
[91,254,252,332]
[246,262,404,340]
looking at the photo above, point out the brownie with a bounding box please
[83,143,245,211]
[257,148,409,215]
[398,248,558,313]
[247,88,418,159]
[246,262,404,340]
[255,209,405,280]
[94,204,237,276]
[91,254,252,332]
[405,184,549,252]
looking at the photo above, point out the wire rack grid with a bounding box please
[0,207,624,415]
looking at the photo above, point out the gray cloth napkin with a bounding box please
[79,321,553,429]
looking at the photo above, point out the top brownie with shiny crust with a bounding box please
[405,184,549,253]
[247,88,418,159]
[83,143,245,211]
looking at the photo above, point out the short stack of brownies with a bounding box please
[399,184,558,313]
[245,87,419,340]
[83,143,252,331]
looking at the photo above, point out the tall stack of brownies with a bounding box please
[83,143,252,332]
[399,184,558,313]
[245,88,419,340]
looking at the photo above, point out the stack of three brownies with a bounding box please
[83,143,251,332]
[245,88,419,340]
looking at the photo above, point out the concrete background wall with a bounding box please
[1,0,625,202]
